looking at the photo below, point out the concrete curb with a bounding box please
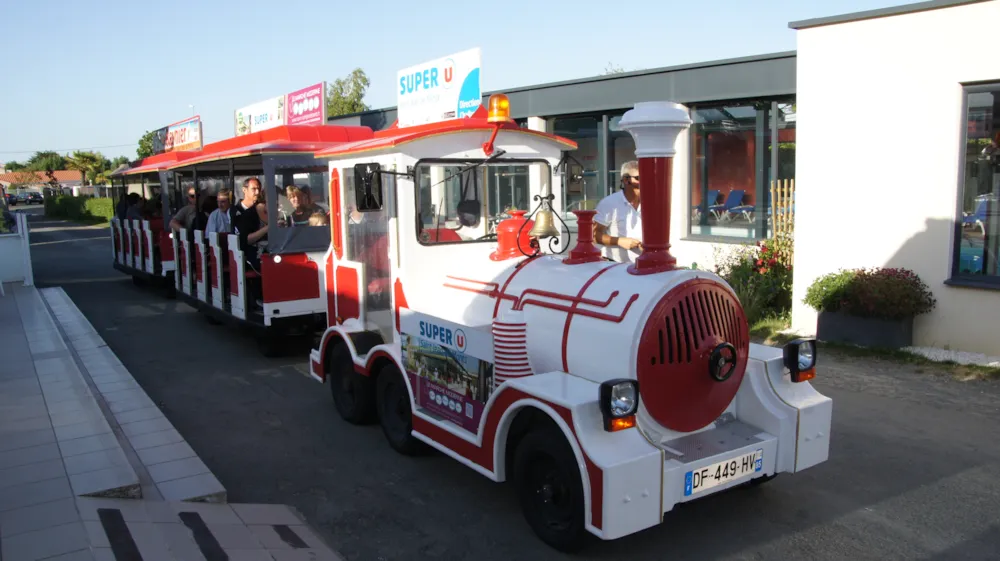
[39,286,227,503]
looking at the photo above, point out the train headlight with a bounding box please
[599,379,639,432]
[783,338,817,383]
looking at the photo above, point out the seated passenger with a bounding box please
[308,212,329,226]
[124,193,143,220]
[169,187,198,233]
[205,188,232,234]
[230,178,268,271]
[280,184,324,227]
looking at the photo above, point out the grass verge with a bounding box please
[749,316,1000,381]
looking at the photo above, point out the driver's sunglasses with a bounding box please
[628,175,640,183]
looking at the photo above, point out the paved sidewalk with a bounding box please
[1,282,342,560]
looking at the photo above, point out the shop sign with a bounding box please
[235,96,285,136]
[153,116,203,154]
[397,48,482,127]
[286,82,326,126]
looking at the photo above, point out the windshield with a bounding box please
[414,159,550,244]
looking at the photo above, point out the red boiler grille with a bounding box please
[637,278,750,433]
[655,283,747,365]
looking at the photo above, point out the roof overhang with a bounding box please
[788,0,990,30]
[314,118,577,159]
[167,125,374,170]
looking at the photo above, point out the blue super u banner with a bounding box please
[397,48,482,127]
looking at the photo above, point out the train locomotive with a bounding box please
[309,96,832,551]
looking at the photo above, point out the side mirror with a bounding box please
[353,163,383,211]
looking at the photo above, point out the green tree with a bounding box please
[602,62,625,75]
[326,68,370,117]
[65,151,107,186]
[26,151,67,173]
[137,130,155,159]
[5,161,26,171]
[111,155,130,168]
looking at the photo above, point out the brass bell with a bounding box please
[529,208,561,238]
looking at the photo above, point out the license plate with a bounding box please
[684,449,763,496]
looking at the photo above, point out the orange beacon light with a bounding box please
[487,93,512,123]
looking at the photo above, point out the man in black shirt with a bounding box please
[230,177,268,270]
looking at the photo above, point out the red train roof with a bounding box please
[167,125,374,169]
[315,110,577,159]
[116,151,200,176]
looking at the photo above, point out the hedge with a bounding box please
[44,195,114,223]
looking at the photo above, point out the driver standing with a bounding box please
[593,160,643,263]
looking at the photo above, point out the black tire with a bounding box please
[513,427,589,553]
[375,363,427,456]
[328,343,376,424]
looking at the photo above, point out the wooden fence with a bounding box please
[770,179,795,238]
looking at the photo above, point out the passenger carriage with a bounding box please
[162,125,373,355]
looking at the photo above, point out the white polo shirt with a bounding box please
[594,190,642,263]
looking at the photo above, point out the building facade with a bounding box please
[790,0,1000,356]
[330,0,998,356]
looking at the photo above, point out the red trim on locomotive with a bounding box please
[411,388,604,530]
[334,266,360,321]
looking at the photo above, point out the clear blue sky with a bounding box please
[0,0,908,164]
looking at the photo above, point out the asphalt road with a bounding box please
[25,210,1000,561]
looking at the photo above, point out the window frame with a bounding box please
[948,81,1000,290]
[412,157,552,247]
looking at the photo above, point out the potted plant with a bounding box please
[804,267,936,349]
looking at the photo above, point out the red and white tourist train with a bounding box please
[110,95,831,551]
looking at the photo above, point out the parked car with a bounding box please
[4,193,15,206]
[27,192,43,204]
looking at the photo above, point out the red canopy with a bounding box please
[167,125,374,169]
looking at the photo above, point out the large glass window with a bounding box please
[689,103,772,240]
[953,83,1000,283]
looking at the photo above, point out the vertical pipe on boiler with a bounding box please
[616,102,693,276]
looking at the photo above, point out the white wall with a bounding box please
[0,234,24,282]
[792,1,1000,355]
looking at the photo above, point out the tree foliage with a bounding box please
[602,62,625,75]
[326,68,370,117]
[65,151,110,186]
[137,130,155,159]
[26,151,67,173]
[5,161,26,171]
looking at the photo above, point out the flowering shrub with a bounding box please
[714,235,794,323]
[804,267,936,320]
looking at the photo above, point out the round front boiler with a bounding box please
[636,278,749,433]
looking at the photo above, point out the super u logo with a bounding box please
[455,329,466,352]
[442,58,455,89]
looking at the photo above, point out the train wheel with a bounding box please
[375,364,427,456]
[513,427,588,553]
[328,344,376,424]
